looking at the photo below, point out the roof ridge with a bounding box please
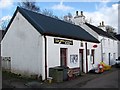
[85,22,117,40]
[17,7,80,28]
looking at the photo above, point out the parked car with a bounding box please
[115,56,120,67]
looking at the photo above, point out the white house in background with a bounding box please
[115,34,120,57]
[1,7,100,80]
[72,11,118,70]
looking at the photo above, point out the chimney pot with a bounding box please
[100,23,101,26]
[76,11,78,16]
[102,21,104,26]
[81,11,83,16]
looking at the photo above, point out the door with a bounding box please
[79,49,84,72]
[91,49,95,64]
[60,48,67,66]
[109,53,111,65]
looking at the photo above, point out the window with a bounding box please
[80,41,83,47]
[60,48,67,66]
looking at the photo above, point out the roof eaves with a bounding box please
[44,32,100,43]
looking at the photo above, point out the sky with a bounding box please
[0,0,119,33]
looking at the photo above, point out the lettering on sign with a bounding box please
[54,38,73,45]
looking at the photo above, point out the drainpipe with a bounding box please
[100,38,106,62]
[44,35,47,80]
[101,40,103,62]
[85,42,88,73]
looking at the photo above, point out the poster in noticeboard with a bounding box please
[70,55,78,64]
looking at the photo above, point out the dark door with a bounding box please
[109,53,110,65]
[91,49,95,64]
[60,48,67,66]
[79,49,84,72]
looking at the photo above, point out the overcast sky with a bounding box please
[0,0,119,33]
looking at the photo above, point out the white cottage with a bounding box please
[115,34,120,57]
[72,11,118,71]
[1,7,100,80]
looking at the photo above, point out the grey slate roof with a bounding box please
[85,23,117,40]
[5,7,100,43]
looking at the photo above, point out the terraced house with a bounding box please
[1,7,101,80]
[72,11,118,71]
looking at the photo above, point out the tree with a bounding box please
[42,9,53,17]
[18,1,59,19]
[18,0,40,12]
[63,13,73,23]
[67,13,72,19]
[41,9,59,19]
[106,25,117,35]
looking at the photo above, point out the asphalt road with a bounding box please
[80,70,119,88]
[2,67,120,88]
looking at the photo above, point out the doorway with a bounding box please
[60,48,67,66]
[108,53,111,65]
[91,49,95,64]
[79,49,84,72]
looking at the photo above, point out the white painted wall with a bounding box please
[46,35,104,75]
[98,36,118,65]
[86,35,118,71]
[118,41,120,57]
[1,12,43,77]
[72,15,118,67]
[46,36,88,76]
[47,36,96,75]
[87,42,100,71]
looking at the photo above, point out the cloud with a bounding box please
[83,3,118,33]
[0,15,11,30]
[0,15,12,21]
[51,0,74,11]
[0,0,14,9]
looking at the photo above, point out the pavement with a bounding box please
[2,66,120,89]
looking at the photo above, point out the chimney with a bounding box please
[100,23,101,26]
[102,21,104,26]
[76,11,78,16]
[81,11,83,16]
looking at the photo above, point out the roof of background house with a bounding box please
[115,34,120,41]
[85,23,117,40]
[4,7,99,43]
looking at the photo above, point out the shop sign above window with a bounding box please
[54,38,73,45]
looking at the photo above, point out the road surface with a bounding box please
[80,70,119,88]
